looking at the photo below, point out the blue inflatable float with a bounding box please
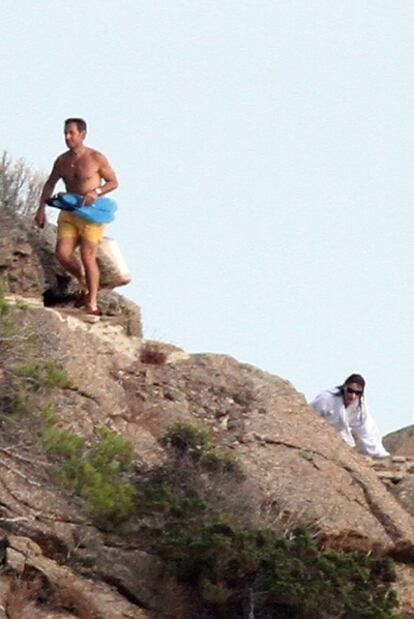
[47,193,117,224]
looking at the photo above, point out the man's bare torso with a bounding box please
[57,147,103,194]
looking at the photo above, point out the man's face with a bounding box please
[64,123,86,149]
[343,382,363,407]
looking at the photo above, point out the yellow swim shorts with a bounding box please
[57,211,105,244]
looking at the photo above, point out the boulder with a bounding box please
[4,201,414,615]
[10,301,414,560]
[0,208,142,337]
[384,425,414,457]
[4,536,152,618]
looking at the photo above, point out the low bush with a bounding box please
[0,280,8,316]
[13,361,69,391]
[156,519,398,619]
[138,422,401,619]
[0,150,45,216]
[42,411,136,527]
[162,421,244,477]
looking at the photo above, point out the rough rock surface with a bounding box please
[3,208,414,616]
[0,210,46,296]
[5,535,151,619]
[0,209,142,337]
[0,295,413,615]
[0,435,156,618]
[384,424,414,457]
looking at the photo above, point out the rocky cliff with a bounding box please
[384,426,414,458]
[1,208,414,618]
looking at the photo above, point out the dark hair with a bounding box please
[64,118,87,132]
[343,374,365,389]
[336,373,365,400]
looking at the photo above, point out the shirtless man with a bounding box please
[34,118,118,315]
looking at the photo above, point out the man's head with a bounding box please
[341,373,365,407]
[64,118,87,150]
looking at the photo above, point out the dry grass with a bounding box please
[139,340,169,365]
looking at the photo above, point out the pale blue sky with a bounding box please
[1,1,414,435]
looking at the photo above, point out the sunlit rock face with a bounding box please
[0,208,142,336]
[2,207,414,616]
[384,425,414,457]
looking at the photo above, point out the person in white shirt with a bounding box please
[310,373,389,458]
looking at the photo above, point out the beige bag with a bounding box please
[97,237,132,288]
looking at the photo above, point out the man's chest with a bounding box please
[61,158,98,182]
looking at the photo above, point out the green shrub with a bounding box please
[75,428,136,524]
[42,408,85,461]
[89,427,135,472]
[156,519,399,619]
[0,361,69,419]
[161,422,243,477]
[132,424,401,619]
[14,361,69,391]
[161,422,212,454]
[0,280,9,316]
[42,416,137,527]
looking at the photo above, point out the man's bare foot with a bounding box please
[84,305,102,316]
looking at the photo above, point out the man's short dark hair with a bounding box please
[64,118,87,132]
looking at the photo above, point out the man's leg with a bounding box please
[80,240,100,311]
[55,237,86,287]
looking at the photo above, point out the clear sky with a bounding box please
[1,1,414,436]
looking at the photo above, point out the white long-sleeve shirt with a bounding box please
[310,389,389,458]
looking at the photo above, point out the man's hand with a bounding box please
[82,190,98,206]
[34,207,46,229]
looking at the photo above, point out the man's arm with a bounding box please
[34,159,62,228]
[83,153,119,205]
